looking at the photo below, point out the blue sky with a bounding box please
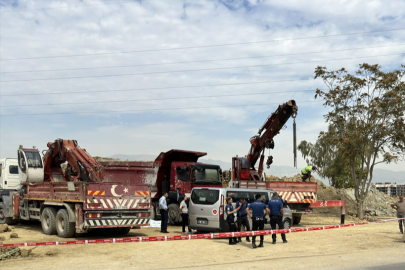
[0,0,404,172]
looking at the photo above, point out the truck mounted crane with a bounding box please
[230,100,298,186]
[0,139,151,238]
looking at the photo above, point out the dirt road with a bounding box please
[1,215,404,270]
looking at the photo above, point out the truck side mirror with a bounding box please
[18,150,27,173]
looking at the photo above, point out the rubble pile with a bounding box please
[0,247,31,261]
[0,224,12,233]
[266,174,397,218]
[0,224,28,260]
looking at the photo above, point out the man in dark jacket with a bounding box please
[236,197,251,242]
[268,192,287,244]
[247,194,269,248]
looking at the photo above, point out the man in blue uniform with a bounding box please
[236,197,250,242]
[268,192,287,244]
[247,194,269,248]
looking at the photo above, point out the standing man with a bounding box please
[268,192,287,244]
[236,197,251,242]
[391,195,405,234]
[225,197,241,245]
[247,194,269,248]
[301,165,319,182]
[159,192,169,233]
[180,196,192,234]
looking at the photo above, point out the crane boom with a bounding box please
[231,100,298,183]
[247,100,298,170]
[42,139,104,182]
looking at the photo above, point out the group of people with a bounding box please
[225,192,287,248]
[159,192,192,234]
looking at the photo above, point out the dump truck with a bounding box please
[100,149,223,224]
[0,139,150,238]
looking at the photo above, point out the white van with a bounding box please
[189,187,292,232]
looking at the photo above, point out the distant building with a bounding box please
[374,182,405,196]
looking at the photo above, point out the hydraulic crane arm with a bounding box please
[247,100,298,172]
[43,139,104,182]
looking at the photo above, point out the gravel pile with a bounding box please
[266,174,397,218]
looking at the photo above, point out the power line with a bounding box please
[2,43,405,74]
[0,100,322,117]
[0,52,402,83]
[1,27,405,61]
[0,89,316,108]
[0,79,310,97]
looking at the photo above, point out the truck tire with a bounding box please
[55,209,75,238]
[283,218,291,229]
[117,227,131,235]
[0,202,14,225]
[168,203,182,225]
[150,204,156,221]
[41,207,57,235]
[293,215,302,225]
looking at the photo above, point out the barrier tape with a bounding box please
[0,218,403,248]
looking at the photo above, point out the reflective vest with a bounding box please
[302,166,313,174]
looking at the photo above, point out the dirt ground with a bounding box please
[1,215,405,270]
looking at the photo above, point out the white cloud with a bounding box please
[0,0,404,172]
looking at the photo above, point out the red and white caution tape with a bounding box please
[0,218,402,248]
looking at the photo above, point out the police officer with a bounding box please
[268,192,287,244]
[247,194,269,248]
[226,197,241,245]
[236,197,250,242]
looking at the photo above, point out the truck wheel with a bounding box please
[41,207,57,235]
[150,204,156,220]
[0,202,14,225]
[293,216,302,225]
[55,209,75,238]
[283,218,291,229]
[168,204,182,225]
[117,227,131,235]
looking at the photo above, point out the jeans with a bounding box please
[270,215,286,242]
[398,215,405,233]
[181,213,191,233]
[160,209,168,232]
[252,217,265,242]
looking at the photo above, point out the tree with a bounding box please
[298,124,355,188]
[313,63,405,218]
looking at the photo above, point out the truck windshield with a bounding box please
[25,151,42,168]
[194,168,220,184]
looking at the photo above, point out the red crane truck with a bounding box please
[0,139,150,238]
[230,100,346,224]
[100,149,223,224]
